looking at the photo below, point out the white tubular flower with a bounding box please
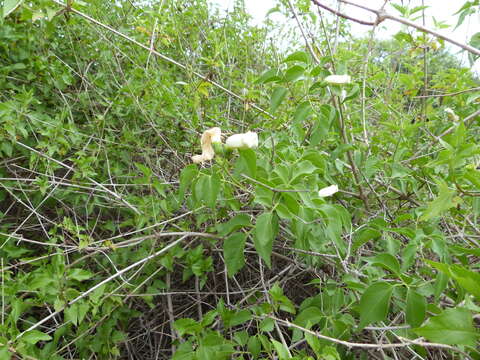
[225,131,258,150]
[324,74,351,85]
[191,127,222,164]
[444,108,459,121]
[318,185,339,197]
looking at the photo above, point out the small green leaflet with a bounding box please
[223,232,247,277]
[406,289,426,327]
[255,68,282,84]
[235,148,256,178]
[358,282,393,328]
[254,212,278,268]
[414,307,479,347]
[284,65,305,82]
[366,253,401,275]
[178,164,198,200]
[21,330,52,345]
[259,318,274,332]
[283,50,309,63]
[428,260,480,299]
[3,0,23,18]
[271,339,290,360]
[194,173,220,208]
[420,181,459,221]
[65,302,90,326]
[216,214,251,236]
[270,87,288,113]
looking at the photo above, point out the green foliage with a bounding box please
[358,282,394,329]
[414,308,479,346]
[0,0,479,358]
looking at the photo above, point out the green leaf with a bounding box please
[391,3,407,16]
[67,268,93,281]
[406,289,426,327]
[259,318,275,332]
[227,309,251,328]
[291,160,316,183]
[3,0,23,18]
[178,164,198,200]
[270,87,288,113]
[64,302,89,326]
[255,68,282,84]
[284,65,305,82]
[414,308,479,346]
[247,336,261,358]
[359,282,393,328]
[428,261,480,299]
[293,101,312,123]
[134,162,153,178]
[271,339,290,360]
[195,173,220,208]
[352,227,381,251]
[216,214,251,236]
[21,330,52,345]
[283,50,309,63]
[294,307,323,327]
[254,212,278,268]
[174,318,202,336]
[420,181,458,221]
[223,232,246,277]
[468,32,480,65]
[0,347,11,360]
[235,148,257,178]
[366,253,401,275]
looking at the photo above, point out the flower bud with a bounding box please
[318,184,339,197]
[324,74,351,85]
[225,131,258,149]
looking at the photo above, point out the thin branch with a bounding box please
[287,0,320,63]
[311,0,375,26]
[414,86,480,98]
[438,108,480,138]
[311,0,480,56]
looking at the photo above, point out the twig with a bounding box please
[92,208,203,246]
[166,273,177,354]
[286,0,320,64]
[438,108,480,138]
[311,0,375,26]
[414,87,480,98]
[421,0,428,121]
[109,231,219,249]
[311,0,480,56]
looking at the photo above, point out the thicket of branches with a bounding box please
[0,0,479,359]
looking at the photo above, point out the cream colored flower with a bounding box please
[324,74,351,85]
[318,185,339,197]
[191,127,222,164]
[444,108,459,122]
[225,131,258,150]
